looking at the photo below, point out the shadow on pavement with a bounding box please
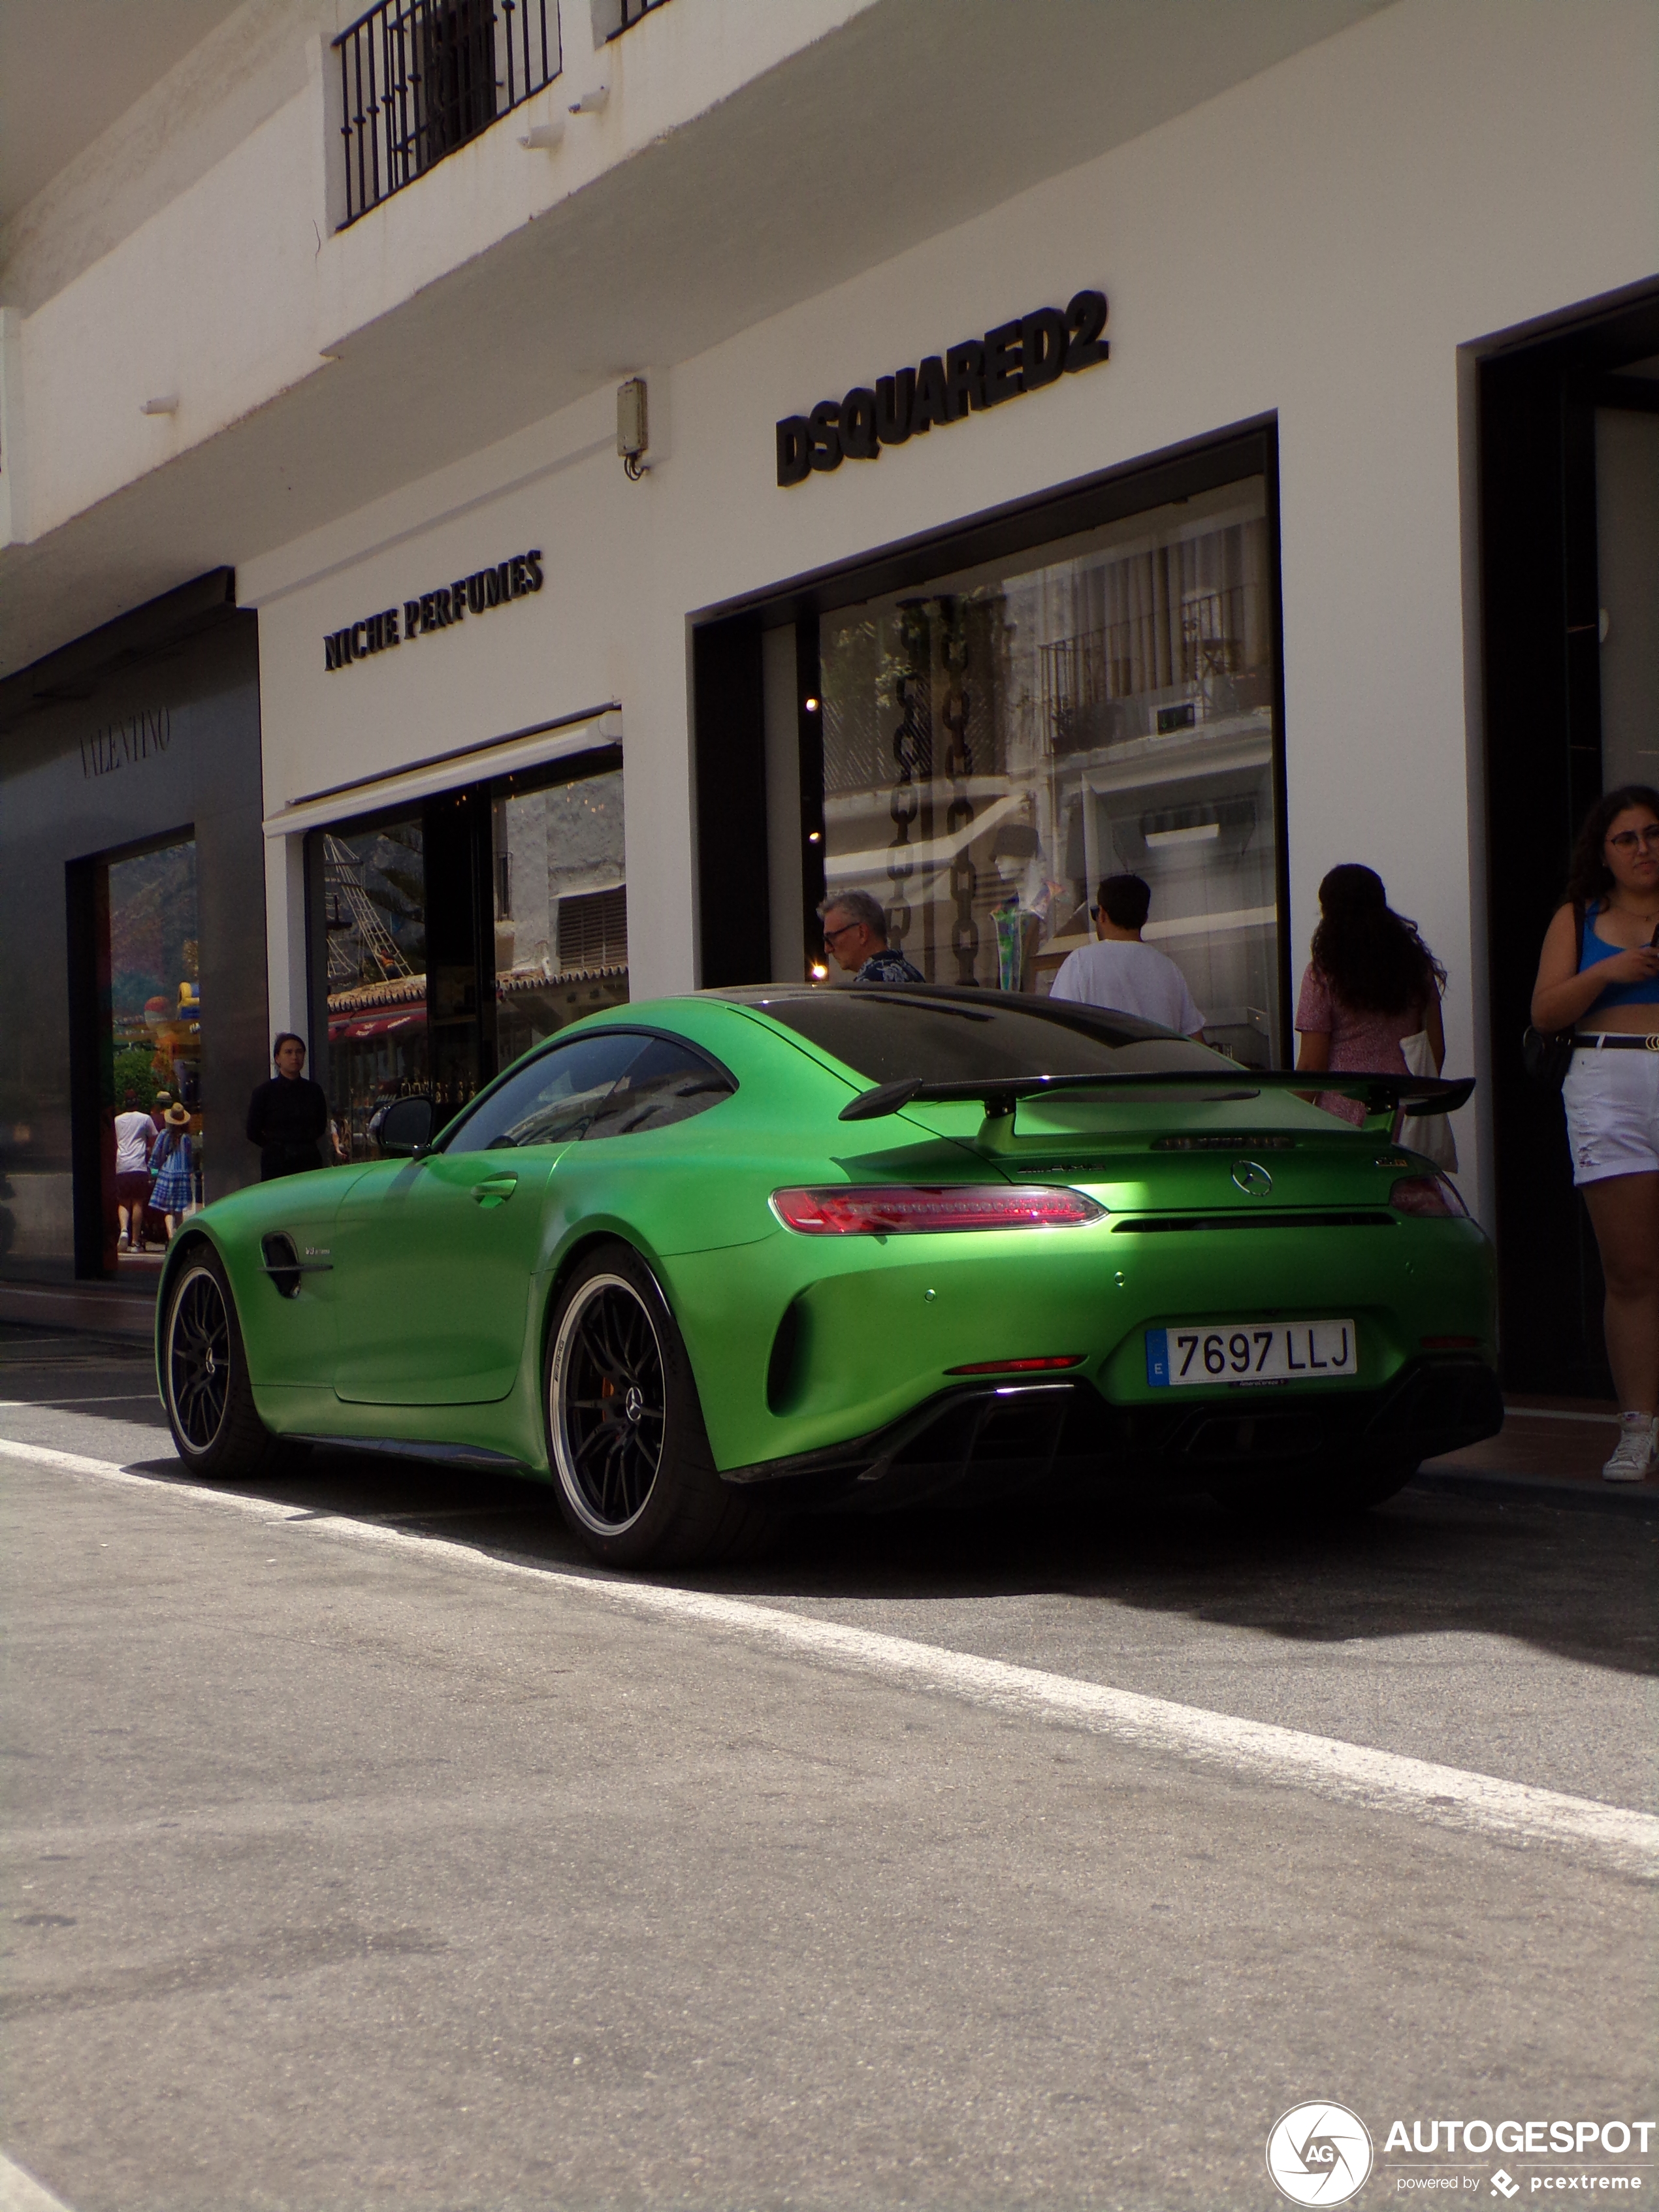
[111,1436,1659,1684]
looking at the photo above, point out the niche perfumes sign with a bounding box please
[322,550,543,673]
[775,291,1107,487]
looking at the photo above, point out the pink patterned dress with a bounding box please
[1295,965,1430,1126]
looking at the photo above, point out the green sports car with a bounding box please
[154,987,1500,1564]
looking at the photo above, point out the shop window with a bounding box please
[810,473,1281,1065]
[310,747,628,1155]
[492,754,629,1065]
[319,811,430,1159]
[95,835,202,1273]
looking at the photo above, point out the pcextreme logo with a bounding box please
[1267,2103,1375,2204]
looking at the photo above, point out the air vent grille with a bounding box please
[557,886,628,972]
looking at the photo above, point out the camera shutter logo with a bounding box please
[1266,2102,1374,2205]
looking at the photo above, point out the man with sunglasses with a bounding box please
[818,890,924,984]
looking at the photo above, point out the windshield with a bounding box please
[745,989,1226,1088]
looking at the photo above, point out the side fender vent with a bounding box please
[766,1296,809,1417]
[261,1234,301,1298]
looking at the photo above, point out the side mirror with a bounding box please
[377,1095,436,1157]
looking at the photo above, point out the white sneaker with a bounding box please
[1602,1413,1658,1483]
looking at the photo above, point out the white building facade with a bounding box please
[2,0,1656,1387]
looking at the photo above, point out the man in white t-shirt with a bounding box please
[113,1098,155,1252]
[1049,874,1204,1038]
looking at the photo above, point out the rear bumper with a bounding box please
[720,1357,1504,1511]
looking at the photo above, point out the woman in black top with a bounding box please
[246,1033,330,1180]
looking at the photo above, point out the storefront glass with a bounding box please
[817,473,1281,1064]
[320,812,430,1158]
[103,835,202,1271]
[314,748,628,1155]
[493,755,628,1063]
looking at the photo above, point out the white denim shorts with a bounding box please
[1562,1042,1659,1185]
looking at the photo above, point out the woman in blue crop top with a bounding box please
[1532,784,1659,1479]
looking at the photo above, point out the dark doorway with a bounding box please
[1480,287,1659,1396]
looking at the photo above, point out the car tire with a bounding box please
[161,1244,285,1482]
[545,1241,772,1569]
[1212,1457,1419,1520]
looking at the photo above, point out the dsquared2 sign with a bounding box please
[775,291,1107,487]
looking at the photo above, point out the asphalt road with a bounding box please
[2,1324,1655,2212]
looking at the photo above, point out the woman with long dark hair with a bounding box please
[1531,784,1659,1481]
[1294,865,1447,1124]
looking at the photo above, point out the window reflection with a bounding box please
[103,836,202,1270]
[313,752,632,1159]
[818,477,1281,1066]
[322,816,430,1160]
[493,761,629,1062]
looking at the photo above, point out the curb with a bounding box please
[1410,1467,1659,1517]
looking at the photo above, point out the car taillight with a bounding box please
[769,1185,1106,1234]
[1390,1174,1470,1220]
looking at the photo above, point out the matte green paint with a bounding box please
[156,995,1496,1479]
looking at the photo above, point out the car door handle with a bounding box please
[472,1174,519,1206]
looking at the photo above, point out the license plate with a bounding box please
[1146,1319,1358,1387]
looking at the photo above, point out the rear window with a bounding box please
[749,990,1223,1087]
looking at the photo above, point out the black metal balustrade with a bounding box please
[335,0,560,226]
[613,0,672,31]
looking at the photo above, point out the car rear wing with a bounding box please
[838,1070,1475,1129]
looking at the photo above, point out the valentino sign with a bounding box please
[775,289,1108,487]
[322,549,543,672]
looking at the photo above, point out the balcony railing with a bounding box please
[611,0,672,32]
[335,0,560,227]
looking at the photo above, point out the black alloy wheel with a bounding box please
[545,1242,773,1568]
[552,1275,668,1534]
[167,1263,232,1454]
[161,1247,285,1480]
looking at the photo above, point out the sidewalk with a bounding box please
[0,1277,155,1343]
[1415,1396,1658,1514]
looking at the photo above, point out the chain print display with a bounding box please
[940,601,979,984]
[885,602,930,954]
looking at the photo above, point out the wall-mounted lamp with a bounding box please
[139,395,178,415]
[519,116,566,149]
[569,84,609,114]
[617,377,649,481]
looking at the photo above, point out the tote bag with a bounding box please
[1398,1029,1458,1174]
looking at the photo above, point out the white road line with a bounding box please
[0,2151,77,2212]
[4,1434,1656,1880]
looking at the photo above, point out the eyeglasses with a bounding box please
[822,920,861,945]
[1607,826,1659,852]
